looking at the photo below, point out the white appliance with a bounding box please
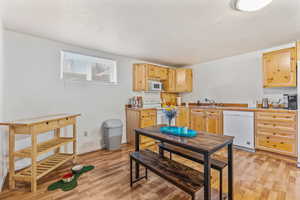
[223,111,255,152]
[148,81,162,91]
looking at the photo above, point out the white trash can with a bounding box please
[103,119,123,150]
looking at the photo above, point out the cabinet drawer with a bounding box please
[59,117,76,127]
[256,112,296,123]
[140,116,156,128]
[256,136,296,155]
[256,121,296,132]
[32,120,59,134]
[256,128,296,139]
[141,110,156,118]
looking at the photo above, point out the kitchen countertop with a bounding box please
[126,105,297,113]
[189,106,297,113]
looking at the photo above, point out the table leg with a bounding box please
[31,132,37,192]
[228,143,234,200]
[73,123,77,164]
[54,128,60,154]
[204,153,211,200]
[8,127,15,189]
[135,130,140,179]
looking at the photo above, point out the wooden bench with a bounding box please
[158,143,227,200]
[130,150,226,200]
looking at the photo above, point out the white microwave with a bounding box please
[148,81,163,91]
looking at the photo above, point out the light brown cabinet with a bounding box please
[126,108,156,148]
[263,47,297,88]
[175,107,189,127]
[190,109,223,135]
[164,68,176,92]
[133,64,148,91]
[148,65,168,80]
[255,111,297,157]
[297,41,300,61]
[133,64,193,93]
[175,68,193,92]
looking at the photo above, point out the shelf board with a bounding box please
[14,153,74,181]
[14,137,75,158]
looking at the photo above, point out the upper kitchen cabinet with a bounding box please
[133,64,148,91]
[175,68,193,92]
[133,63,193,92]
[164,68,193,93]
[148,65,168,80]
[164,68,176,92]
[297,41,300,61]
[263,47,297,88]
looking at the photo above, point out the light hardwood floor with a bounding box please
[0,144,300,200]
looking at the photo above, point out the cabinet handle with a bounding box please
[273,133,276,136]
[273,124,276,127]
[273,144,277,148]
[266,137,270,139]
[280,142,284,144]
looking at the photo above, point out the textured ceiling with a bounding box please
[3,0,300,66]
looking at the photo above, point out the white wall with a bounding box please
[182,43,297,104]
[3,30,155,171]
[0,4,6,191]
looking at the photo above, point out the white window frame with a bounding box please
[60,51,118,84]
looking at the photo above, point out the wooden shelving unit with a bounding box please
[0,113,81,192]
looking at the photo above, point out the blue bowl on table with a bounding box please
[159,126,197,137]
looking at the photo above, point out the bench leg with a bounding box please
[159,146,164,158]
[145,168,148,180]
[219,170,223,200]
[170,152,172,160]
[130,156,133,187]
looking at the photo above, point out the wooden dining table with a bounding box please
[134,126,234,200]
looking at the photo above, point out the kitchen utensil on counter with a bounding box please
[287,94,297,110]
[283,94,289,109]
[176,97,182,106]
[262,98,269,108]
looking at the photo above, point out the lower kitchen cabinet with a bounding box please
[255,111,298,157]
[175,107,189,127]
[190,109,223,135]
[126,108,157,148]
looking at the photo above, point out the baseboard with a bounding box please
[233,145,255,153]
[0,171,8,192]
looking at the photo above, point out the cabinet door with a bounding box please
[175,68,193,92]
[176,107,189,127]
[206,111,223,135]
[133,64,148,91]
[164,68,176,92]
[159,67,168,80]
[263,48,296,88]
[190,110,206,132]
[185,68,193,92]
[140,110,157,147]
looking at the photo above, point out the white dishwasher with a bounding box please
[223,111,255,151]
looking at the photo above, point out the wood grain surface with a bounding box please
[1,145,300,200]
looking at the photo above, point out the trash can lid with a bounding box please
[103,119,123,128]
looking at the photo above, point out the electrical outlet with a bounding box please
[84,131,88,137]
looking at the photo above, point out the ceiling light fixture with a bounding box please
[234,0,273,12]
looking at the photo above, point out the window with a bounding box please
[60,51,117,84]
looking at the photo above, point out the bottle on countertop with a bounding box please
[262,98,269,108]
